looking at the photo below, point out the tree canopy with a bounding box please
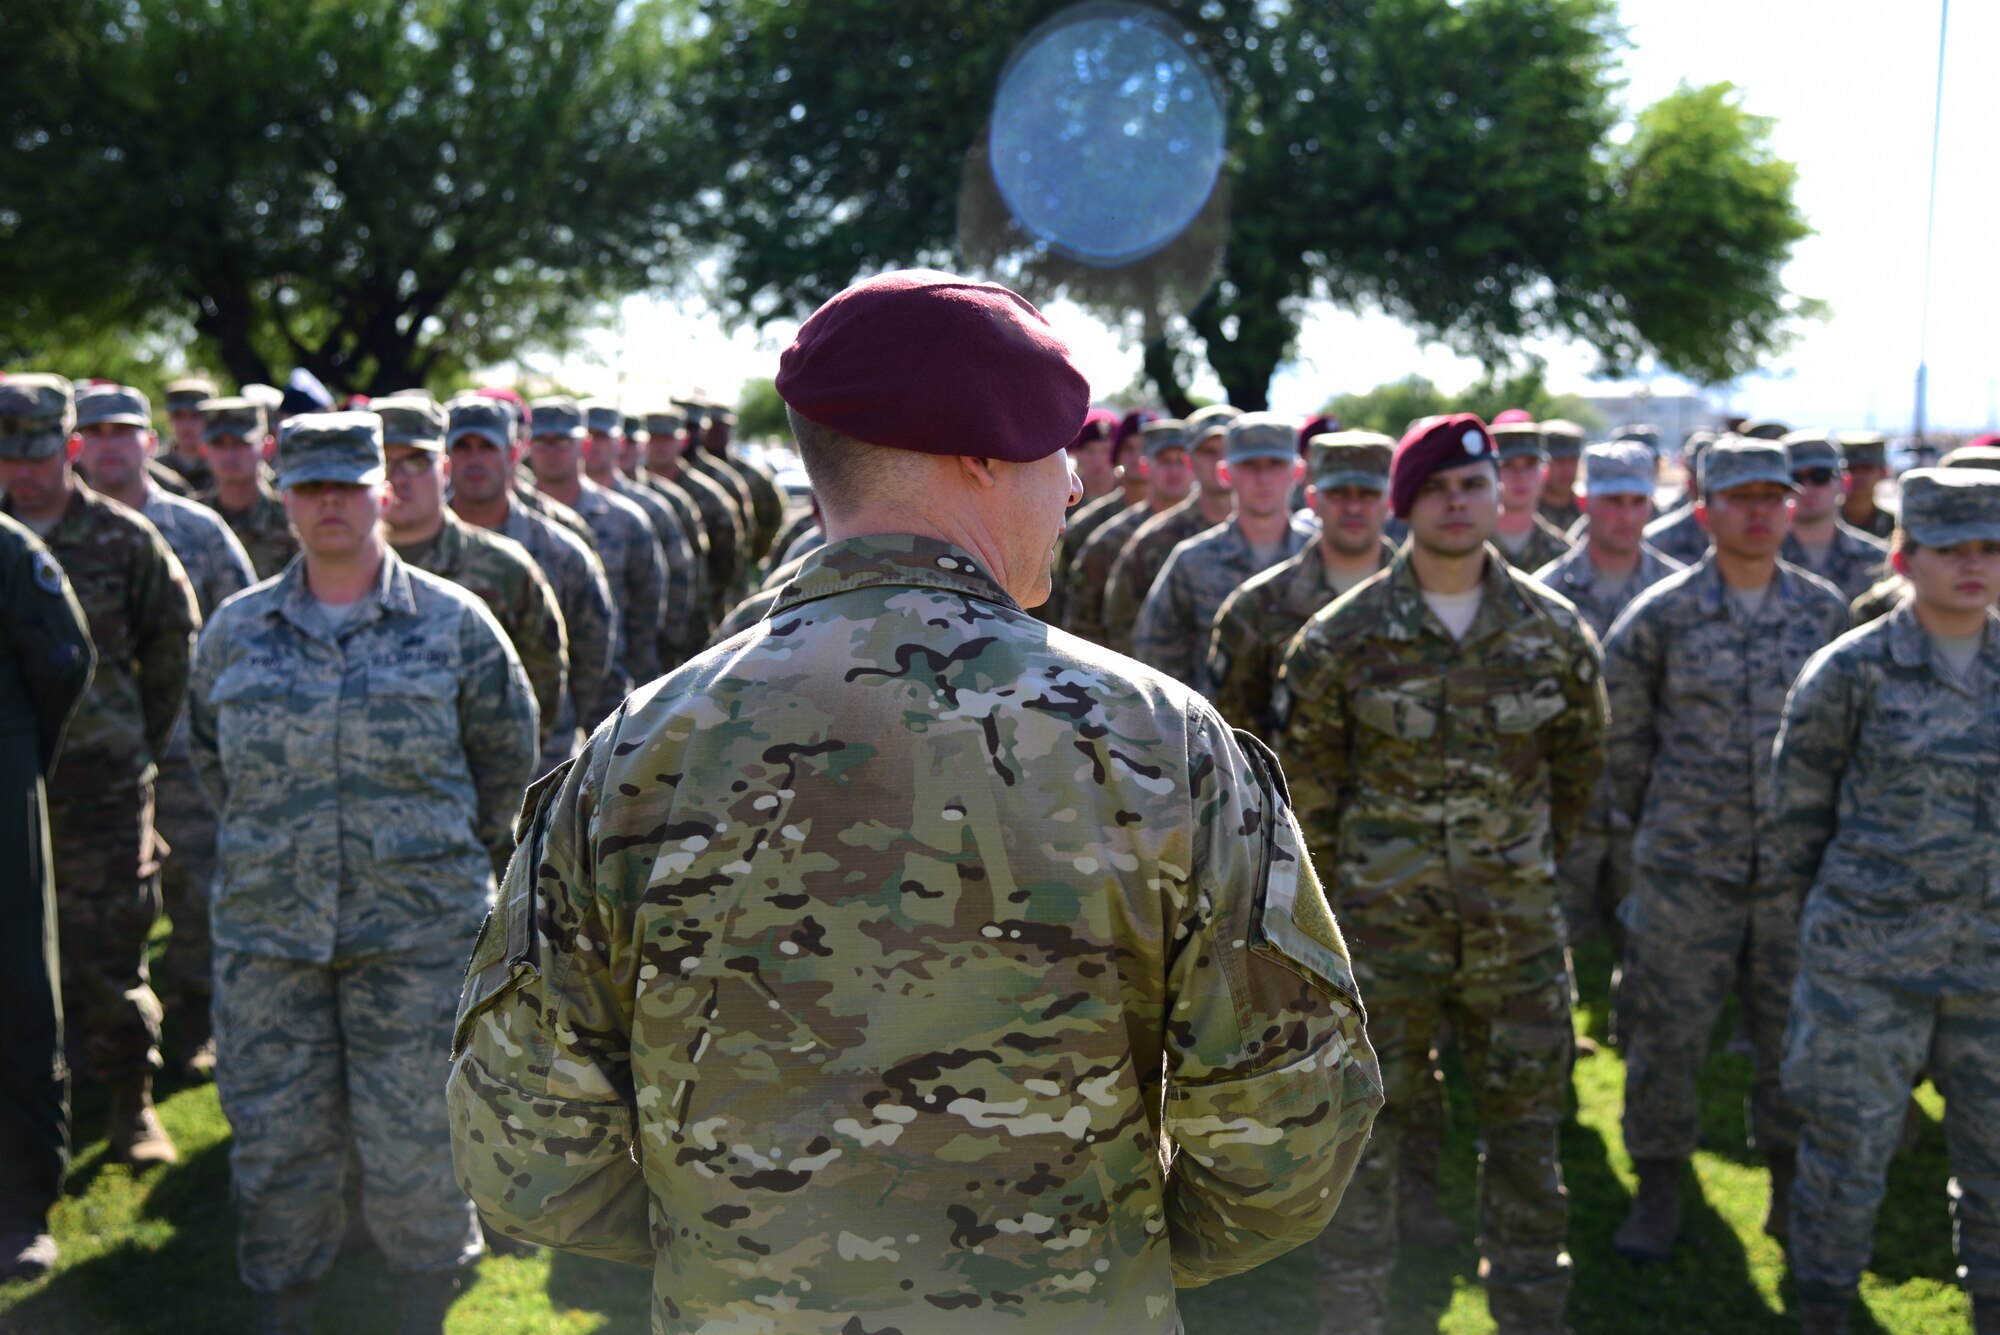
[1323,368,1604,439]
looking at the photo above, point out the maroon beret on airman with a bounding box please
[1389,413,1496,520]
[775,269,1090,464]
[1068,408,1120,452]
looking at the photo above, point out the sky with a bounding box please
[544,0,1998,434]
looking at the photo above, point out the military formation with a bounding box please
[2,277,1998,1335]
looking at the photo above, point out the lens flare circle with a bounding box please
[988,3,1225,268]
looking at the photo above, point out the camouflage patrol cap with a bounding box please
[673,398,709,431]
[582,401,622,436]
[0,374,76,460]
[1836,430,1889,469]
[1140,419,1191,458]
[1538,419,1586,459]
[373,395,448,450]
[1614,423,1663,454]
[1699,436,1798,496]
[1940,444,2000,473]
[1898,469,2000,546]
[1307,431,1392,492]
[1224,412,1298,464]
[1582,440,1655,498]
[75,383,153,430]
[621,413,647,441]
[528,395,587,440]
[1490,421,1546,461]
[275,411,386,488]
[1680,429,1718,470]
[643,409,686,438]
[1185,403,1241,444]
[1738,418,1790,441]
[200,395,268,444]
[164,377,219,412]
[1781,429,1840,472]
[445,394,513,449]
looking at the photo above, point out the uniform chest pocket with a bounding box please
[366,665,458,705]
[1354,683,1440,740]
[1489,677,1567,733]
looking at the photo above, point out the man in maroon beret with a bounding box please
[448,269,1383,1334]
[1279,412,1608,1335]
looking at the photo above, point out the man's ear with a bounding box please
[1291,458,1307,483]
[1693,500,1709,533]
[66,434,83,463]
[1890,548,1909,577]
[1216,459,1235,489]
[1576,494,1591,515]
[957,455,1000,490]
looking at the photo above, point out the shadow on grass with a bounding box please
[1860,1093,1956,1289]
[545,1248,653,1328]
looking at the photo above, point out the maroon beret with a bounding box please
[1069,408,1120,451]
[775,269,1090,464]
[1297,413,1340,457]
[1116,409,1154,443]
[1389,413,1497,519]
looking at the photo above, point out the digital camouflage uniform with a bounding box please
[1278,546,1607,1335]
[1206,538,1400,738]
[610,473,705,668]
[689,449,761,554]
[658,458,749,620]
[1603,555,1849,1169]
[1044,488,1135,627]
[0,510,94,1250]
[488,500,617,767]
[1849,575,1910,626]
[1780,521,1889,604]
[1530,539,1684,945]
[1132,510,1317,695]
[449,534,1383,1334]
[1101,496,1225,656]
[766,506,817,576]
[565,476,672,690]
[140,479,257,1045]
[189,542,538,1295]
[1642,503,1710,567]
[148,456,202,496]
[631,471,713,630]
[393,510,569,755]
[2,480,200,1081]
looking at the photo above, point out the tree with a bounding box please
[673,0,1814,408]
[0,0,696,393]
[734,376,791,441]
[1324,367,1605,438]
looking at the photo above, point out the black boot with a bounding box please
[250,1285,315,1335]
[1612,1158,1683,1262]
[1794,1291,1851,1335]
[1974,1292,2000,1335]
[1765,1148,1795,1241]
[0,1230,57,1283]
[393,1269,463,1335]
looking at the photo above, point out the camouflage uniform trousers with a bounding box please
[1783,968,2000,1302]
[213,941,481,1292]
[1618,866,1801,1161]
[1557,812,1632,952]
[1317,923,1574,1333]
[152,749,215,1017]
[49,781,165,1078]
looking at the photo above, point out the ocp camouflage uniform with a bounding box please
[628,471,712,635]
[1207,537,1399,738]
[448,534,1383,1334]
[1604,556,1849,1170]
[1278,546,1605,1334]
[1499,511,1575,573]
[609,474,704,668]
[1044,489,1135,627]
[1,482,200,1080]
[1774,601,2000,1313]
[1531,541,1685,945]
[1132,510,1317,693]
[566,477,671,689]
[725,450,787,567]
[646,456,746,623]
[141,480,257,1048]
[1781,521,1889,603]
[1102,496,1223,655]
[1849,575,1909,626]
[203,478,299,580]
[1062,497,1163,646]
[688,449,762,558]
[146,458,196,497]
[491,502,617,767]
[393,510,569,755]
[189,548,538,1295]
[513,474,600,553]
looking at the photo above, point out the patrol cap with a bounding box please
[1140,419,1191,458]
[1738,418,1790,441]
[200,396,268,444]
[673,398,710,431]
[275,411,386,488]
[445,394,514,449]
[1225,412,1298,464]
[1836,430,1889,469]
[1699,436,1798,495]
[1898,469,2000,547]
[1186,403,1241,445]
[373,395,447,450]
[621,413,647,441]
[1307,431,1392,492]
[1781,429,1840,472]
[1614,423,1662,455]
[0,374,76,460]
[582,401,622,436]
[74,384,153,430]
[528,395,587,440]
[1490,421,1546,462]
[1582,440,1655,498]
[1390,414,1496,520]
[1538,419,1586,459]
[242,383,286,415]
[1680,429,1718,470]
[774,268,1089,464]
[643,409,686,438]
[1940,444,2000,472]
[164,377,218,412]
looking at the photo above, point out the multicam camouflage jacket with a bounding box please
[1774,604,2000,991]
[141,479,256,618]
[1062,497,1164,647]
[1132,514,1319,696]
[563,478,671,689]
[4,481,199,798]
[610,474,706,667]
[1275,546,1607,943]
[1042,489,1136,627]
[492,502,619,734]
[647,464,746,621]
[203,478,300,580]
[187,549,538,962]
[1601,555,1850,882]
[1497,511,1575,573]
[449,533,1382,1334]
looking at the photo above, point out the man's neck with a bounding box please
[10,477,78,527]
[537,474,583,508]
[1235,509,1290,547]
[387,509,446,549]
[1791,513,1836,545]
[304,541,386,603]
[1842,495,1878,527]
[1713,548,1778,590]
[214,476,261,512]
[1320,535,1385,579]
[1494,506,1536,536]
[1120,478,1147,505]
[585,463,618,490]
[1196,488,1234,524]
[1913,599,1990,640]
[1147,488,1184,515]
[1586,541,1642,579]
[648,459,682,482]
[1409,544,1487,594]
[1541,483,1572,508]
[451,491,513,531]
[98,476,150,512]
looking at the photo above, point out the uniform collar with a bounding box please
[270,544,419,639]
[1376,543,1534,642]
[1691,552,1809,618]
[1885,599,2000,692]
[773,534,1022,616]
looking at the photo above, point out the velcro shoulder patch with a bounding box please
[1233,728,1358,1005]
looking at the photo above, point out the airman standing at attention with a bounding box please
[1536,420,1587,534]
[157,377,218,494]
[1063,417,1195,646]
[1644,431,1721,566]
[1835,431,1896,540]
[641,407,746,624]
[1490,422,1576,571]
[1781,430,1890,602]
[198,397,299,580]
[1101,404,1240,653]
[581,401,705,667]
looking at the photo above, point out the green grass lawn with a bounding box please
[0,940,1971,1333]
